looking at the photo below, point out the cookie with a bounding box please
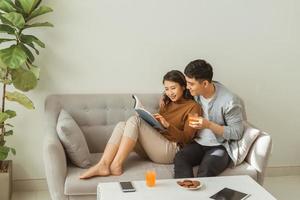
[192,180,200,187]
[177,179,201,188]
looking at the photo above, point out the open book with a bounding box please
[132,95,166,131]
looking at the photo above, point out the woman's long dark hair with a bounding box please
[162,70,193,106]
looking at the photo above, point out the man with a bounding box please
[174,59,244,178]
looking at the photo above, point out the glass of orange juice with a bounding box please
[188,113,199,126]
[145,170,156,187]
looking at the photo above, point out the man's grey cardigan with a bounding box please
[195,81,245,166]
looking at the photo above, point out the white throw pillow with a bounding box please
[56,109,91,168]
[236,122,261,165]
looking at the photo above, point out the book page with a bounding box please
[132,94,145,110]
[132,94,166,131]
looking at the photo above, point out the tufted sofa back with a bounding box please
[45,94,161,153]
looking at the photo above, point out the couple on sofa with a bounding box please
[80,59,244,179]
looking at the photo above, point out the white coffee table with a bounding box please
[97,175,276,200]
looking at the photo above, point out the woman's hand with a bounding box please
[189,116,211,129]
[153,113,170,128]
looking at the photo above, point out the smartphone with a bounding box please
[119,181,136,192]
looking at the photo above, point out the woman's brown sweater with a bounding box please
[159,98,202,146]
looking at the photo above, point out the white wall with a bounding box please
[5,0,300,180]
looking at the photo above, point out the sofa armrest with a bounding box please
[43,129,68,200]
[245,131,272,185]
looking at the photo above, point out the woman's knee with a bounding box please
[114,122,126,132]
[123,116,140,141]
[126,115,140,125]
[108,122,126,144]
[111,122,126,137]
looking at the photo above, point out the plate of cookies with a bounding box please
[176,179,203,190]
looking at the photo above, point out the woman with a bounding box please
[80,70,202,179]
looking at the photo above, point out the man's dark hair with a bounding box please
[184,59,213,82]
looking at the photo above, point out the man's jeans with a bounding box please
[174,141,230,178]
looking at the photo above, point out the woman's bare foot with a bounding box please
[110,161,123,176]
[79,163,110,179]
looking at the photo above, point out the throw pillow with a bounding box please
[56,109,91,168]
[236,121,260,165]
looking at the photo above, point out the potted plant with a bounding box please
[0,0,53,199]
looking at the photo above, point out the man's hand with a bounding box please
[189,117,211,129]
[189,117,224,136]
[153,113,170,128]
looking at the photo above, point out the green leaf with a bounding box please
[5,91,35,109]
[4,110,16,118]
[14,0,26,15]
[4,123,14,127]
[20,43,34,63]
[0,24,15,34]
[0,38,15,44]
[20,34,45,48]
[33,0,42,10]
[0,0,16,13]
[0,14,11,26]
[4,130,13,136]
[10,147,16,155]
[0,45,27,69]
[27,6,53,21]
[2,12,25,29]
[29,64,39,79]
[16,0,40,14]
[0,140,6,146]
[0,146,10,160]
[24,22,53,29]
[12,68,37,91]
[0,112,10,123]
[0,58,8,69]
[23,43,39,55]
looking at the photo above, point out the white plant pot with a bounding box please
[0,160,12,200]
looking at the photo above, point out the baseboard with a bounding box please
[12,166,300,191]
[266,166,300,177]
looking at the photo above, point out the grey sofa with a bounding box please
[44,94,272,200]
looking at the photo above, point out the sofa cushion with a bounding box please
[57,109,91,168]
[65,153,258,195]
[65,153,173,195]
[219,162,257,180]
[191,162,257,181]
[236,122,260,165]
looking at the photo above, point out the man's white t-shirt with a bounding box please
[194,95,220,146]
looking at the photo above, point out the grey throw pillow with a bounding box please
[56,109,91,168]
[236,121,260,165]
